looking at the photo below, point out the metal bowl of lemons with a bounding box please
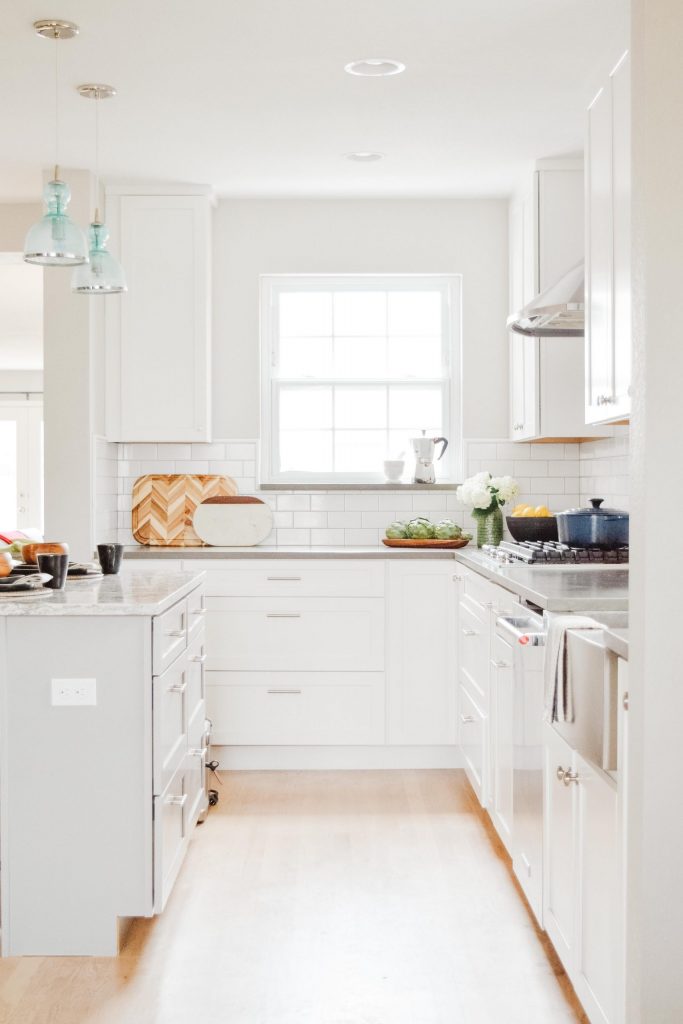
[506,504,559,542]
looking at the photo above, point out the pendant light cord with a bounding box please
[54,34,59,177]
[94,93,100,222]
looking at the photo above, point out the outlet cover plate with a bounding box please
[51,678,97,706]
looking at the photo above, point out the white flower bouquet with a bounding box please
[456,472,520,546]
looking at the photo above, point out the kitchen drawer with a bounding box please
[153,598,188,675]
[186,585,207,644]
[185,630,206,727]
[193,559,385,598]
[205,597,384,671]
[185,700,206,829]
[459,682,487,805]
[153,656,188,795]
[153,765,191,913]
[206,672,385,745]
[459,599,489,702]
[462,570,494,614]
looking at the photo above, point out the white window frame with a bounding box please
[259,274,462,485]
[0,398,44,531]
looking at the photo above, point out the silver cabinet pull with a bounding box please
[486,601,495,610]
[191,653,207,664]
[556,765,567,782]
[452,574,464,582]
[266,612,301,618]
[191,607,206,617]
[623,691,630,711]
[266,576,302,581]
[267,689,302,695]
[165,793,188,807]
[188,748,205,758]
[491,659,509,669]
[166,629,185,638]
[563,769,579,787]
[596,394,616,407]
[460,713,475,724]
[462,628,477,637]
[169,680,187,694]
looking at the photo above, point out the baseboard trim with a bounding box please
[210,745,463,770]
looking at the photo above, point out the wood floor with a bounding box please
[0,770,587,1024]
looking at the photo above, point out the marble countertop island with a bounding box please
[0,571,205,616]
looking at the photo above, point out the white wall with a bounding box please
[212,198,509,441]
[628,1,683,1020]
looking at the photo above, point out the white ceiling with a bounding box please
[0,258,43,370]
[1,0,628,202]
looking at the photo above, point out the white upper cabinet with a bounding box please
[105,189,212,442]
[509,163,606,441]
[586,52,631,424]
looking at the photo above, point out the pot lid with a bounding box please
[560,498,629,517]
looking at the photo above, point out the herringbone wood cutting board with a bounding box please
[132,474,238,546]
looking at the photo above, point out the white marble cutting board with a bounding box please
[192,496,274,547]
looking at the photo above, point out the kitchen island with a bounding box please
[0,570,206,956]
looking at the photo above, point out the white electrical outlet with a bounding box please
[51,678,97,706]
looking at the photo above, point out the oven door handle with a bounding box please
[497,616,546,647]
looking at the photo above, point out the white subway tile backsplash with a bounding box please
[344,528,380,546]
[276,528,311,546]
[310,494,346,512]
[292,511,328,528]
[277,494,310,512]
[345,494,379,511]
[101,433,629,547]
[311,529,345,546]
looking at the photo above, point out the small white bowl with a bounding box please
[384,459,405,483]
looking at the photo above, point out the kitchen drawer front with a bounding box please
[462,570,494,614]
[185,630,206,728]
[205,597,385,671]
[153,598,188,675]
[153,765,191,914]
[153,657,188,795]
[185,700,207,829]
[459,599,490,702]
[206,672,385,745]
[459,682,487,805]
[192,559,385,598]
[186,585,207,644]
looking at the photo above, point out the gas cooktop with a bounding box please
[483,541,630,565]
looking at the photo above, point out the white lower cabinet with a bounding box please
[543,723,619,1024]
[458,682,486,802]
[490,633,515,853]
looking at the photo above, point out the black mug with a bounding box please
[97,543,124,575]
[37,552,69,590]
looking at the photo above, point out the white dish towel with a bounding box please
[543,615,602,723]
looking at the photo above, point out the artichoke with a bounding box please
[434,519,462,540]
[405,518,436,540]
[385,521,408,539]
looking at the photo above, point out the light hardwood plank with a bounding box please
[0,771,587,1024]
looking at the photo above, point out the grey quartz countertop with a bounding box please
[454,549,629,612]
[0,571,205,616]
[603,627,629,660]
[123,544,457,560]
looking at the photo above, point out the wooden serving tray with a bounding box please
[382,538,471,549]
[132,474,238,546]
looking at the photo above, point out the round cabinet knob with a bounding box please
[556,765,567,782]
[563,769,579,787]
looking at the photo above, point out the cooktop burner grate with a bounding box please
[483,541,630,565]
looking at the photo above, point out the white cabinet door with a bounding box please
[574,755,619,1024]
[387,561,457,745]
[586,52,631,424]
[105,193,211,441]
[509,193,540,441]
[543,725,577,972]
[490,633,515,854]
[459,682,486,802]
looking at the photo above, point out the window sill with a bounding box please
[259,482,459,491]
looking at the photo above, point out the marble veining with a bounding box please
[0,571,205,616]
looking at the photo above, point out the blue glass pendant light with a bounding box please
[71,84,127,294]
[24,20,88,266]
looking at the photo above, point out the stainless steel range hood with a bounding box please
[507,261,584,337]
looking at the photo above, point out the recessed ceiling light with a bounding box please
[346,152,384,163]
[344,59,405,77]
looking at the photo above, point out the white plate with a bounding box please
[192,499,274,547]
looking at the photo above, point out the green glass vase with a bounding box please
[475,505,504,548]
